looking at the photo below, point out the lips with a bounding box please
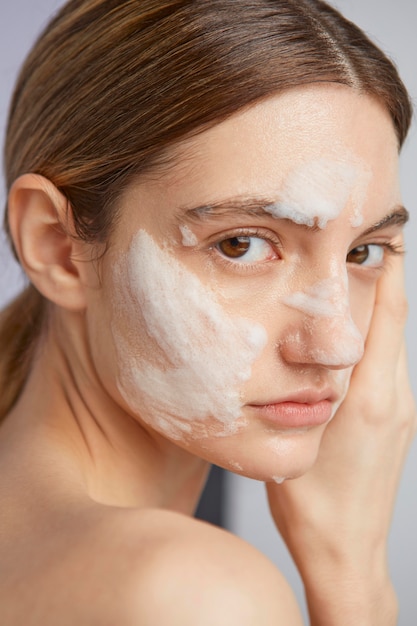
[247,389,336,429]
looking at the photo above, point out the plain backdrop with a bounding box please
[0,2,416,624]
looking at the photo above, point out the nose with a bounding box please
[279,277,364,370]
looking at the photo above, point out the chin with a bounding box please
[194,421,326,483]
[226,451,321,484]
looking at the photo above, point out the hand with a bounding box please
[266,253,416,624]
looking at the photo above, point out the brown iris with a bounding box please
[217,237,251,258]
[347,245,369,265]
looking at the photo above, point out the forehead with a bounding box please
[115,84,401,245]
[156,84,400,206]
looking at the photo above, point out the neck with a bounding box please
[3,308,210,516]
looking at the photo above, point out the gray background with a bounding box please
[0,1,416,624]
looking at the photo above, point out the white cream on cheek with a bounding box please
[265,157,370,228]
[112,230,267,440]
[179,224,198,246]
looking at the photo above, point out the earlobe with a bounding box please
[7,173,87,311]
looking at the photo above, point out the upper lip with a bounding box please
[247,388,338,406]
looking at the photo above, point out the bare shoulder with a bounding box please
[100,507,304,626]
[1,503,303,625]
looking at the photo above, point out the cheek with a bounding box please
[349,277,377,339]
[110,230,267,441]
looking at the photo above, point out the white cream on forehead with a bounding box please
[265,157,370,228]
[112,230,267,440]
[282,277,364,367]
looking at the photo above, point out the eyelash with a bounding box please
[347,240,404,272]
[208,228,404,274]
[208,228,281,273]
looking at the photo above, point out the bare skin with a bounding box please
[267,254,415,624]
[0,86,415,624]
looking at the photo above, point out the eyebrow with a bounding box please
[180,196,409,233]
[181,197,276,221]
[360,205,409,235]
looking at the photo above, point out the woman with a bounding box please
[0,1,415,623]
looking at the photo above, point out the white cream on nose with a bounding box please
[282,277,364,367]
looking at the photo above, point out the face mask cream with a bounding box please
[282,277,364,367]
[112,230,267,440]
[265,157,370,229]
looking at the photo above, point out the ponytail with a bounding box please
[0,285,45,421]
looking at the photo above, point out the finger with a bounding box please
[395,341,417,435]
[357,253,407,373]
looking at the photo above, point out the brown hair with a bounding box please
[0,0,412,421]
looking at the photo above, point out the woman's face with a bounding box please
[87,85,405,481]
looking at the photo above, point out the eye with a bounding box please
[215,236,276,264]
[347,244,384,267]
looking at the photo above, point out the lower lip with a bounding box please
[248,400,333,429]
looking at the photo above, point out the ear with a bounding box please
[8,174,88,311]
